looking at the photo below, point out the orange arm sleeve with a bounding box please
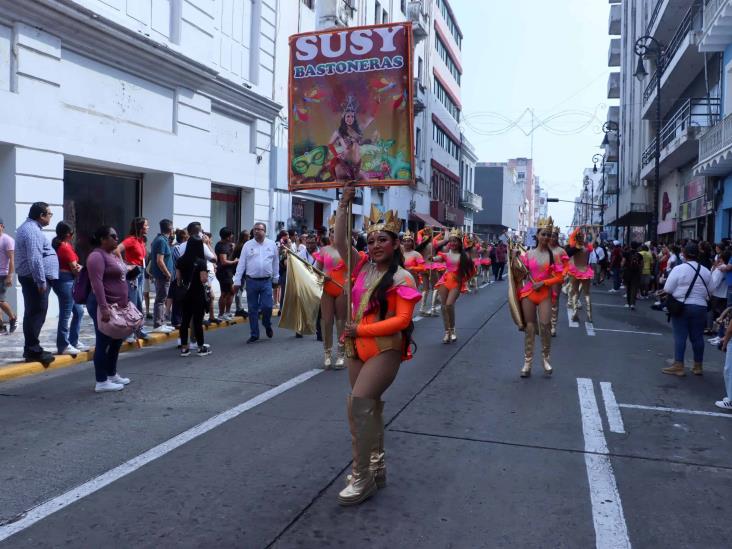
[542,271,565,288]
[356,296,416,337]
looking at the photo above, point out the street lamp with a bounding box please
[601,120,620,240]
[592,153,604,230]
[583,175,592,226]
[634,35,665,242]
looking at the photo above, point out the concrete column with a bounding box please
[0,145,64,317]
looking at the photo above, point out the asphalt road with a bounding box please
[1,281,731,548]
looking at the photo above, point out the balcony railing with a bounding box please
[643,2,703,103]
[641,97,721,167]
[699,111,732,160]
[407,1,428,41]
[460,190,483,212]
[704,0,728,30]
[646,0,664,35]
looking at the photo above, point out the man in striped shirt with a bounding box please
[15,202,58,365]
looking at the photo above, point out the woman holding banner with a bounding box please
[335,181,421,507]
[314,214,347,369]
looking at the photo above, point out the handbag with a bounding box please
[72,267,90,305]
[99,302,144,339]
[666,264,708,317]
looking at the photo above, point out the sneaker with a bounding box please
[197,344,212,356]
[152,325,171,333]
[608,289,617,293]
[619,285,625,289]
[61,345,81,357]
[108,373,130,385]
[95,380,124,393]
[164,325,176,333]
[624,304,630,308]
[630,305,635,311]
[180,348,191,357]
[125,335,137,344]
[75,341,90,352]
[708,337,721,345]
[714,398,732,411]
[8,318,17,333]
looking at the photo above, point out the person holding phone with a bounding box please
[118,217,150,343]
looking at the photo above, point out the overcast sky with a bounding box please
[451,0,613,231]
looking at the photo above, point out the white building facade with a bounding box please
[0,0,281,314]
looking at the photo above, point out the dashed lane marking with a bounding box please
[618,403,732,419]
[600,382,626,434]
[585,322,596,337]
[591,303,627,308]
[576,378,631,549]
[593,328,662,336]
[567,309,579,328]
[0,369,323,542]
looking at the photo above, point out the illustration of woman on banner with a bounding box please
[328,95,374,181]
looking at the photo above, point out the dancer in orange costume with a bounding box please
[465,234,482,293]
[515,217,566,377]
[549,226,569,336]
[402,230,426,293]
[566,226,594,324]
[314,214,347,369]
[335,181,421,507]
[415,226,440,316]
[432,228,475,343]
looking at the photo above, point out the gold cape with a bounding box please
[279,251,323,335]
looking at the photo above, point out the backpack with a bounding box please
[628,252,643,273]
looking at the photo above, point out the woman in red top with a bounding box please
[117,217,149,340]
[51,221,86,355]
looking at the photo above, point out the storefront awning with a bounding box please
[410,212,446,229]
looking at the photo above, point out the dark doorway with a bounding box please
[211,184,242,237]
[63,169,141,262]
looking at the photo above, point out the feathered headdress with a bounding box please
[366,205,401,235]
[341,95,358,115]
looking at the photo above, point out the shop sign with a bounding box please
[679,197,706,221]
[288,22,414,190]
[682,177,705,202]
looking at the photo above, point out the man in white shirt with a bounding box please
[232,222,279,343]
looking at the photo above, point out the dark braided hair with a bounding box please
[368,231,415,357]
[439,237,473,284]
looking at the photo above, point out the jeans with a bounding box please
[18,275,51,356]
[127,270,148,336]
[671,304,706,363]
[52,272,83,352]
[625,276,640,306]
[611,267,621,291]
[246,277,273,339]
[724,346,732,400]
[153,276,170,327]
[86,292,123,383]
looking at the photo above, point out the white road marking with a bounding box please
[618,403,732,419]
[592,303,627,308]
[567,309,579,328]
[413,316,423,322]
[600,382,625,434]
[479,282,491,289]
[585,322,596,337]
[593,328,662,336]
[0,369,323,542]
[576,378,631,549]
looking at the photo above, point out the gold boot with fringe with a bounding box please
[539,322,553,375]
[338,396,379,506]
[585,295,593,324]
[551,301,559,337]
[521,323,536,377]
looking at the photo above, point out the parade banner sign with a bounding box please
[288,22,414,190]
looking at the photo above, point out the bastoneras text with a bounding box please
[293,56,404,79]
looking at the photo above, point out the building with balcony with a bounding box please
[459,134,480,234]
[609,0,717,242]
[0,0,281,316]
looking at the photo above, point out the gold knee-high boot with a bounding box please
[584,295,593,324]
[539,322,553,374]
[419,290,429,315]
[370,400,386,488]
[446,303,457,342]
[430,289,440,315]
[551,300,559,337]
[442,304,451,343]
[338,396,379,506]
[570,286,580,321]
[521,323,536,377]
[334,319,346,369]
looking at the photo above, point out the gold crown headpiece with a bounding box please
[327,212,336,229]
[536,216,554,230]
[342,95,358,115]
[366,205,401,235]
[449,227,462,239]
[402,229,415,240]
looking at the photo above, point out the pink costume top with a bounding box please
[404,252,426,272]
[518,254,565,298]
[313,246,346,297]
[351,255,422,319]
[567,245,593,280]
[434,251,470,293]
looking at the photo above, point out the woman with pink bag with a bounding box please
[86,226,134,393]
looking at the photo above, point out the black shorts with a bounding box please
[218,279,233,293]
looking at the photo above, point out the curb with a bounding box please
[0,317,248,384]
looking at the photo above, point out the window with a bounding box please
[301,0,314,8]
[375,1,381,23]
[383,9,388,23]
[433,77,460,122]
[435,34,461,84]
[436,0,462,48]
[417,56,423,83]
[415,127,422,158]
[432,122,459,160]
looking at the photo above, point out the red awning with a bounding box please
[410,212,446,229]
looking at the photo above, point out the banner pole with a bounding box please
[344,190,355,358]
